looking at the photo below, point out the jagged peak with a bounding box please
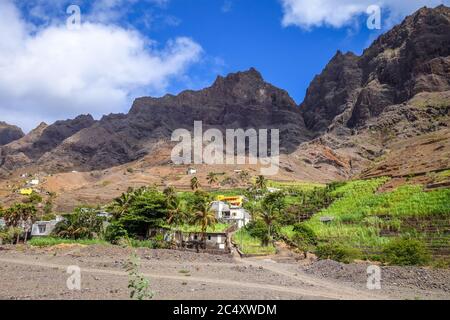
[212,67,264,87]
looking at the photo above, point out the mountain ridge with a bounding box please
[1,5,449,181]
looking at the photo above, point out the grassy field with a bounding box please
[28,237,108,247]
[300,178,450,251]
[232,229,276,255]
[166,223,230,233]
[267,180,324,191]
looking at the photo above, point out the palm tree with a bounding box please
[255,175,267,190]
[206,172,218,186]
[4,203,37,243]
[192,199,216,244]
[163,186,177,199]
[259,203,278,246]
[109,192,133,219]
[166,197,186,226]
[190,177,200,191]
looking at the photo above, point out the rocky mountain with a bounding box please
[0,5,449,180]
[1,68,311,173]
[0,115,96,172]
[302,5,450,133]
[0,122,24,146]
[294,5,450,179]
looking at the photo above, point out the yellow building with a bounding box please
[20,188,33,196]
[216,195,244,207]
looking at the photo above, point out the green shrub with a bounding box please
[105,222,128,244]
[245,220,270,246]
[292,223,317,245]
[40,213,56,221]
[129,239,156,249]
[28,237,108,247]
[315,243,362,263]
[28,192,43,204]
[52,207,104,240]
[383,238,430,266]
[0,227,14,244]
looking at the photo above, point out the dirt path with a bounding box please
[0,245,447,300]
[238,257,383,300]
[0,256,367,300]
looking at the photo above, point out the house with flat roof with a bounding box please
[31,216,64,237]
[210,201,251,229]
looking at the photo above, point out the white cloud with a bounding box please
[280,0,446,29]
[0,0,202,131]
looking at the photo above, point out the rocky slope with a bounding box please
[294,5,450,179]
[302,5,450,133]
[0,5,449,181]
[24,68,311,172]
[0,115,96,173]
[0,122,24,146]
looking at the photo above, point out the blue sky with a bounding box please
[147,0,379,103]
[0,0,448,130]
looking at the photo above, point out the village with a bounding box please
[0,167,277,255]
[1,165,449,300]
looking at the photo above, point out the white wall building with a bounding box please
[31,216,64,237]
[211,201,251,229]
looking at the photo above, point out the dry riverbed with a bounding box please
[0,244,448,300]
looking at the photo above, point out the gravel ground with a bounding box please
[301,259,450,299]
[0,245,448,300]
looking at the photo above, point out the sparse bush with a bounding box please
[0,227,13,244]
[41,213,56,221]
[292,223,317,245]
[27,192,43,205]
[315,243,362,263]
[126,252,154,300]
[245,220,270,246]
[383,238,430,266]
[105,221,128,244]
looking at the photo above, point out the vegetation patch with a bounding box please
[233,228,276,256]
[315,243,362,264]
[382,238,431,266]
[29,237,108,247]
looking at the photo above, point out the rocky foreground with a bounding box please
[0,245,448,300]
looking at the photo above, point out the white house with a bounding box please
[31,216,64,237]
[210,201,231,219]
[210,201,251,229]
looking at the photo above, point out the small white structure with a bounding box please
[30,179,40,186]
[183,232,228,250]
[186,168,197,175]
[31,216,64,237]
[0,218,6,229]
[267,187,281,193]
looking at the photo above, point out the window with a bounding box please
[38,224,46,233]
[208,236,212,241]
[194,235,198,240]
